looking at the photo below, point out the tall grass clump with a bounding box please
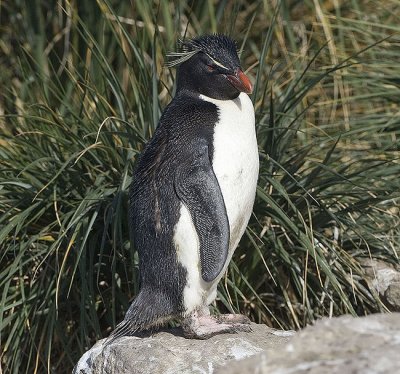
[1,0,399,372]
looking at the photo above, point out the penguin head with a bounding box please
[167,34,252,100]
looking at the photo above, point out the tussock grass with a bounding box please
[1,0,399,372]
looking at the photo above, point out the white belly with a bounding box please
[207,92,259,255]
[174,92,259,314]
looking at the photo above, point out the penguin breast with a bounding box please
[174,92,259,314]
[201,92,259,252]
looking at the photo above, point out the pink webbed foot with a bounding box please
[215,313,251,325]
[181,312,252,339]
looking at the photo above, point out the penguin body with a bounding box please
[110,35,259,340]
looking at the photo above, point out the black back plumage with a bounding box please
[109,92,222,340]
[130,92,219,289]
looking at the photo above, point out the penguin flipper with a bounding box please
[174,140,230,283]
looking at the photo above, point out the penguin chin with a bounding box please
[197,79,241,100]
[205,89,240,101]
[226,91,241,100]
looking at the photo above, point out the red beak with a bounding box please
[225,69,253,94]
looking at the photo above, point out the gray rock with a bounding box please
[385,282,400,311]
[217,313,400,374]
[73,324,294,374]
[360,258,400,310]
[74,314,400,374]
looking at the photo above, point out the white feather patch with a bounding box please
[201,92,259,281]
[174,204,207,314]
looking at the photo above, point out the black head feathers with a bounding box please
[168,34,251,99]
[166,34,240,70]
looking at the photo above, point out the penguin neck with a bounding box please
[199,92,248,112]
[175,84,240,102]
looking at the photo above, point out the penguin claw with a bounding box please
[216,313,251,325]
[230,322,253,333]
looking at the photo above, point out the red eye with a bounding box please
[207,64,215,72]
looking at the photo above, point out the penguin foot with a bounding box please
[181,314,252,339]
[215,313,251,325]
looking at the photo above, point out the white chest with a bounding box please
[174,93,259,313]
[201,92,259,250]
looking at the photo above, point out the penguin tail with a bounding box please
[105,288,174,345]
[105,318,139,346]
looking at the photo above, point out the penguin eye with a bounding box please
[207,64,216,72]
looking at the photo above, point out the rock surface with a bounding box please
[73,324,294,374]
[217,313,400,374]
[360,258,400,311]
[74,313,400,374]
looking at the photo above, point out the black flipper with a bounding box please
[174,139,230,283]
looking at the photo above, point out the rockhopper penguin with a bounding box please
[109,34,259,340]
